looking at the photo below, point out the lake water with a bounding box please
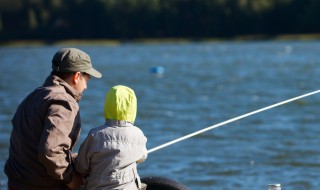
[1,40,320,190]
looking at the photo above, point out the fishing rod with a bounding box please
[147,89,320,154]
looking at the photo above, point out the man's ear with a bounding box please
[72,72,81,84]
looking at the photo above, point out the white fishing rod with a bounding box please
[147,89,320,154]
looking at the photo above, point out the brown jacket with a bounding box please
[5,75,82,190]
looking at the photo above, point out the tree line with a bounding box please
[0,0,320,42]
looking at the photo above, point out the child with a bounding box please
[74,85,148,190]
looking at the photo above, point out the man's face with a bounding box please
[73,72,90,93]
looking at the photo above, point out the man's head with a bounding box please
[52,48,102,78]
[51,48,102,93]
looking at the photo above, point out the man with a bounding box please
[4,48,102,190]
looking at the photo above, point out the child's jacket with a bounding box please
[75,120,147,190]
[74,85,147,190]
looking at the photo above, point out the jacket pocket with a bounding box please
[106,166,137,185]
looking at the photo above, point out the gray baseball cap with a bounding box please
[52,48,102,78]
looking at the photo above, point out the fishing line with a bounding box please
[147,89,320,154]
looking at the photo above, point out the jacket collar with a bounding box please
[43,74,82,102]
[105,119,134,127]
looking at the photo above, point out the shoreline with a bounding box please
[1,33,320,47]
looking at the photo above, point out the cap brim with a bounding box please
[85,68,102,78]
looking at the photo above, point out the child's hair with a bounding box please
[104,85,137,123]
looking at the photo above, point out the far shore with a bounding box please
[1,33,320,47]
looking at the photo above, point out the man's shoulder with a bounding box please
[41,85,75,102]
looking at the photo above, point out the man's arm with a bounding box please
[38,99,78,184]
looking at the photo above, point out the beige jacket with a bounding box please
[5,75,82,190]
[75,84,147,190]
[74,120,147,190]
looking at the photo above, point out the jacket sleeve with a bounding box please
[37,99,79,184]
[137,133,148,164]
[74,130,95,175]
[136,150,148,163]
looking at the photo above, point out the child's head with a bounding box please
[104,85,137,123]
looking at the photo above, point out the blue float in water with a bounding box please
[150,66,165,75]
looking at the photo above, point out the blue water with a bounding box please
[1,40,320,189]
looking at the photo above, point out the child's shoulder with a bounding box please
[130,125,146,135]
[88,124,109,134]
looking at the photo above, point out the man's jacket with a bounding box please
[5,75,82,190]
